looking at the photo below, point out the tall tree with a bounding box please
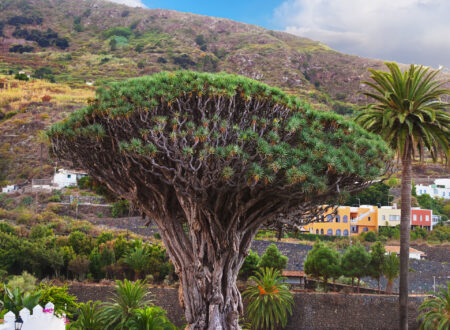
[304,241,341,291]
[356,63,450,329]
[341,243,370,292]
[382,253,400,294]
[368,241,386,293]
[48,71,390,329]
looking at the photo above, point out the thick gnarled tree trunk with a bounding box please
[399,145,412,330]
[149,200,256,329]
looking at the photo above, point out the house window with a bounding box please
[316,229,319,234]
[336,215,340,223]
[426,215,429,221]
[368,216,371,221]
[420,215,423,222]
[327,229,333,236]
[343,215,348,223]
[363,227,368,232]
[327,215,333,222]
[413,214,417,221]
[343,229,349,236]
[320,229,324,235]
[382,215,386,220]
[351,225,358,233]
[67,174,71,178]
[336,229,341,236]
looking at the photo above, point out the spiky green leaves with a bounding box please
[357,62,450,161]
[48,71,390,197]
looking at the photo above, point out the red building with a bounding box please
[411,208,432,230]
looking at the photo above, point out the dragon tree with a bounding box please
[48,71,391,329]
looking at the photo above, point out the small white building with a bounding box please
[385,246,426,260]
[416,178,450,199]
[1,185,18,193]
[53,169,87,188]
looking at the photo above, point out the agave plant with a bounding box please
[101,279,152,329]
[129,306,177,330]
[242,267,293,330]
[1,284,41,315]
[417,282,450,330]
[68,300,104,330]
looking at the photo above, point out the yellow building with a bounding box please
[303,205,378,237]
[377,206,401,227]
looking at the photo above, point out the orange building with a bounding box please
[303,205,378,237]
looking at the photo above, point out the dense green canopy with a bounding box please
[48,71,390,210]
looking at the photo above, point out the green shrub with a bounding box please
[14,72,30,80]
[47,194,62,202]
[68,230,93,255]
[259,244,288,271]
[97,232,114,245]
[129,306,177,330]
[6,271,37,293]
[239,249,260,280]
[364,231,377,242]
[111,200,129,218]
[0,221,15,234]
[103,27,133,39]
[30,224,53,239]
[37,282,79,317]
[21,196,33,206]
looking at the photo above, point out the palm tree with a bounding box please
[101,279,152,329]
[417,282,450,330]
[129,306,177,330]
[124,240,150,280]
[356,62,450,329]
[382,253,400,294]
[69,300,105,330]
[242,267,293,330]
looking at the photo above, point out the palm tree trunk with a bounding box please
[377,278,380,294]
[386,279,394,294]
[357,277,360,293]
[400,145,412,330]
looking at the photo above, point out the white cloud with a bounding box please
[274,0,450,68]
[106,0,147,8]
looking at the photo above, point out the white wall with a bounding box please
[0,303,66,330]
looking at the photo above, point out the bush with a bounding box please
[10,45,34,54]
[34,66,54,79]
[14,72,29,81]
[103,27,133,39]
[239,249,260,279]
[55,37,69,50]
[259,244,288,271]
[68,256,90,280]
[364,231,377,242]
[6,271,37,293]
[0,221,15,234]
[111,200,130,218]
[37,282,79,317]
[304,241,341,290]
[68,230,93,255]
[30,224,53,239]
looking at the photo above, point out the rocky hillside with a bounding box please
[0,0,448,183]
[0,0,390,113]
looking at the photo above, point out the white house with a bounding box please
[416,178,450,199]
[1,185,18,193]
[385,246,426,260]
[53,169,87,188]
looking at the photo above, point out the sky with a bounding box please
[107,0,450,69]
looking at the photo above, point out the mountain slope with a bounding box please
[0,0,389,112]
[0,0,448,183]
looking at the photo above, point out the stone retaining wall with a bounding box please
[68,283,425,329]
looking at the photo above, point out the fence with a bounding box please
[60,195,106,205]
[0,303,66,330]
